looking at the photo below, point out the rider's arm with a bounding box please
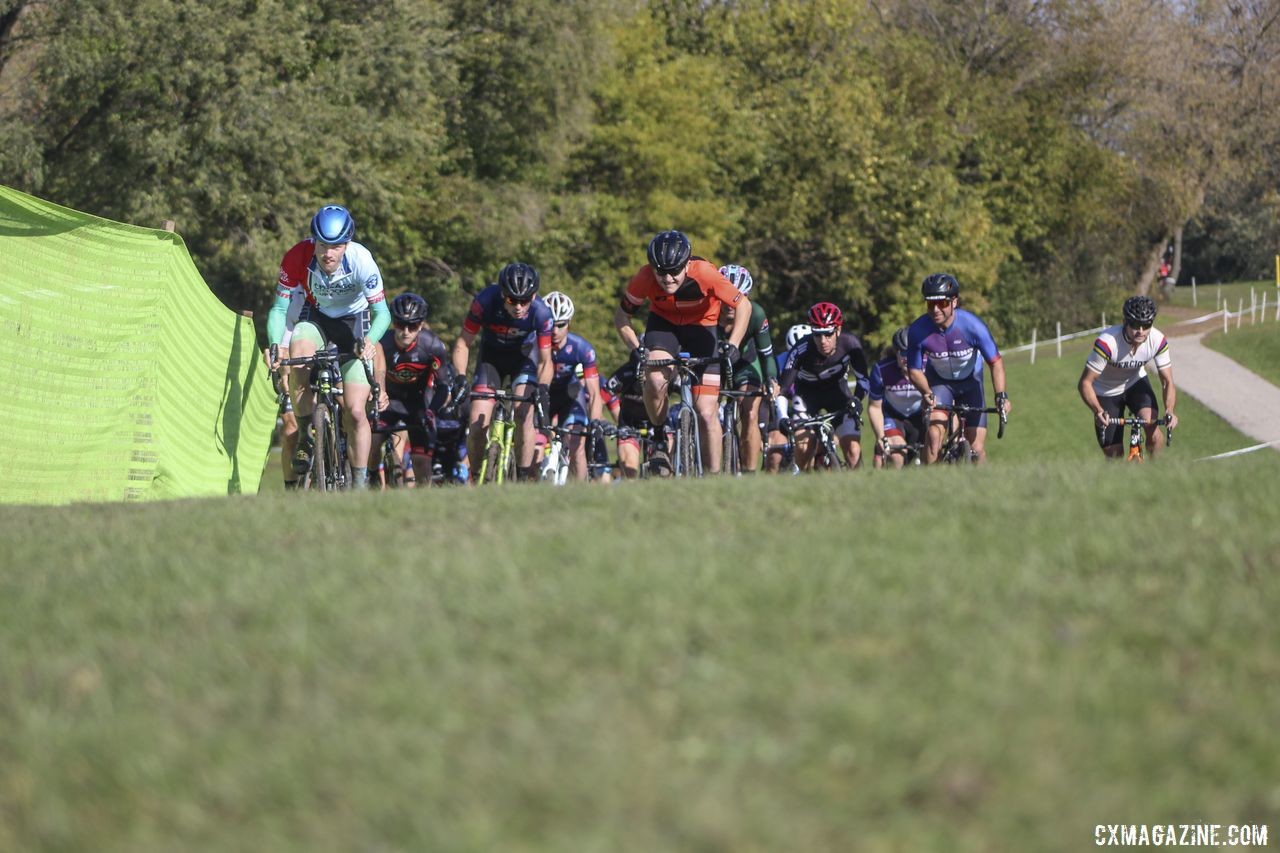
[755,314,779,382]
[536,341,554,386]
[452,328,476,377]
[989,356,1011,414]
[266,291,291,347]
[366,299,391,348]
[1157,364,1177,427]
[907,368,932,404]
[728,294,752,348]
[615,300,643,352]
[868,398,887,443]
[585,375,603,421]
[1078,366,1109,426]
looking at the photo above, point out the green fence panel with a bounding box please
[0,186,276,504]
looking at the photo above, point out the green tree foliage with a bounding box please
[2,0,1277,362]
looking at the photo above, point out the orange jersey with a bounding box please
[623,258,744,326]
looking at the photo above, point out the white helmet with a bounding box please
[785,324,812,350]
[719,263,754,295]
[544,291,574,323]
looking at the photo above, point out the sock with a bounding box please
[351,466,369,487]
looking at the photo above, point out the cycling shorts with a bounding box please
[292,305,372,386]
[795,381,860,438]
[375,398,436,455]
[549,392,589,427]
[474,345,537,392]
[930,375,987,429]
[642,314,720,396]
[1096,376,1158,448]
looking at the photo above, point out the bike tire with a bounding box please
[722,406,740,476]
[677,406,699,477]
[382,438,404,488]
[483,439,503,484]
[823,430,845,471]
[311,405,332,491]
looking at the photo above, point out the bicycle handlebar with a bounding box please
[928,402,1007,440]
[1108,414,1174,447]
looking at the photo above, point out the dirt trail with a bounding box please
[1168,329,1280,453]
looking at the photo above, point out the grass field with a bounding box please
[6,340,1278,852]
[1203,322,1280,390]
[1165,280,1276,313]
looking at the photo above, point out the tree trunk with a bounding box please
[1136,238,1168,296]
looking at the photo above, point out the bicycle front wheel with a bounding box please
[677,406,699,477]
[722,407,740,476]
[311,405,335,491]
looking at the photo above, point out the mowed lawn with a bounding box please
[5,335,1278,852]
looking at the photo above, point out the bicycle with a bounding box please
[784,409,849,472]
[719,387,769,475]
[643,353,729,477]
[542,420,618,484]
[615,423,661,480]
[272,345,364,492]
[930,401,1007,464]
[469,387,542,485]
[1109,414,1174,462]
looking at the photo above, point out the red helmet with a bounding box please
[807,302,843,331]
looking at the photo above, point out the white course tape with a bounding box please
[1196,439,1280,461]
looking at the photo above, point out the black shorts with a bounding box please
[376,398,436,454]
[795,380,858,435]
[474,345,537,391]
[1096,377,1159,448]
[643,315,720,385]
[297,304,370,354]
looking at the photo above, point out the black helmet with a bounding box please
[647,230,692,274]
[922,273,960,300]
[391,292,428,324]
[1122,295,1157,325]
[498,262,540,300]
[892,326,909,353]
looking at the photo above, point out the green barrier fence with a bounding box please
[0,186,276,504]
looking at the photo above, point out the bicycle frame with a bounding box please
[275,348,352,491]
[720,387,767,475]
[644,353,728,477]
[929,401,1007,464]
[785,410,846,471]
[470,388,537,484]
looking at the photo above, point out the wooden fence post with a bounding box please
[1030,328,1037,365]
[1056,322,1062,358]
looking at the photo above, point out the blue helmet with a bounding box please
[311,205,356,244]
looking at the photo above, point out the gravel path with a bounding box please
[1173,331,1280,453]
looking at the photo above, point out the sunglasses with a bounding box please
[811,328,837,338]
[1126,321,1152,330]
[393,321,422,331]
[653,265,686,277]
[554,321,570,329]
[925,298,952,307]
[504,296,533,307]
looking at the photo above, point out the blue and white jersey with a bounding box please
[462,284,554,354]
[550,332,600,401]
[905,309,1000,381]
[276,239,385,319]
[868,356,923,418]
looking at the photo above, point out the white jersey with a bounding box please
[276,238,385,319]
[1084,324,1171,397]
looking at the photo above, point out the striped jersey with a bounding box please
[1084,324,1171,396]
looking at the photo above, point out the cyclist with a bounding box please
[450,262,554,482]
[763,323,812,473]
[372,292,448,487]
[603,351,651,478]
[614,230,751,475]
[776,302,868,470]
[431,360,471,484]
[1078,295,1178,458]
[717,264,780,473]
[868,327,925,469]
[905,273,1010,464]
[544,291,605,481]
[266,204,389,489]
